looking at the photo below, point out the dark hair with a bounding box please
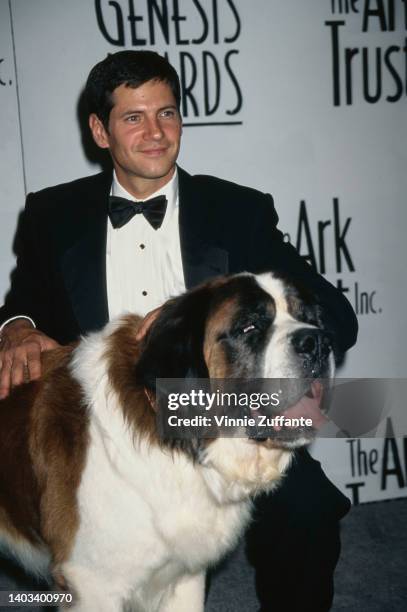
[85,50,181,128]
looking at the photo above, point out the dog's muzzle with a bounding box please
[291,328,333,378]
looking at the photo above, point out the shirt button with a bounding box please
[142,291,148,296]
[140,244,145,249]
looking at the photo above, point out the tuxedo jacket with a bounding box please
[0,167,358,350]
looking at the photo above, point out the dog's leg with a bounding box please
[162,572,205,612]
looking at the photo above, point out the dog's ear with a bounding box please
[135,285,215,391]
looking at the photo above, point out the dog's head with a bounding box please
[135,272,335,453]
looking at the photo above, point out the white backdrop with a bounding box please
[1,0,407,503]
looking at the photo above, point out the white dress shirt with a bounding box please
[106,168,186,319]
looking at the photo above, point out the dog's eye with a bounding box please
[242,324,256,334]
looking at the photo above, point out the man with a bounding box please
[0,51,357,611]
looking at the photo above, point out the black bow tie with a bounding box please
[108,194,168,230]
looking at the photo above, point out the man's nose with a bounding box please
[144,116,164,140]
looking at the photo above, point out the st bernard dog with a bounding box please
[0,272,335,612]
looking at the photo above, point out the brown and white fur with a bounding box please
[0,272,335,611]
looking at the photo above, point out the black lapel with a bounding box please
[60,172,111,334]
[178,167,229,289]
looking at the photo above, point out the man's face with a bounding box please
[89,79,182,196]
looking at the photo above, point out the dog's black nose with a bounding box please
[291,329,332,360]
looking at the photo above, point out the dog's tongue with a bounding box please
[273,381,328,430]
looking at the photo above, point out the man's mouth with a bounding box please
[140,147,168,157]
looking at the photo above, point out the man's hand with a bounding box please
[0,319,59,399]
[136,307,162,342]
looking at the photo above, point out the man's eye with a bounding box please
[160,109,175,118]
[126,115,141,123]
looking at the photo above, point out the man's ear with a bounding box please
[89,113,110,149]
